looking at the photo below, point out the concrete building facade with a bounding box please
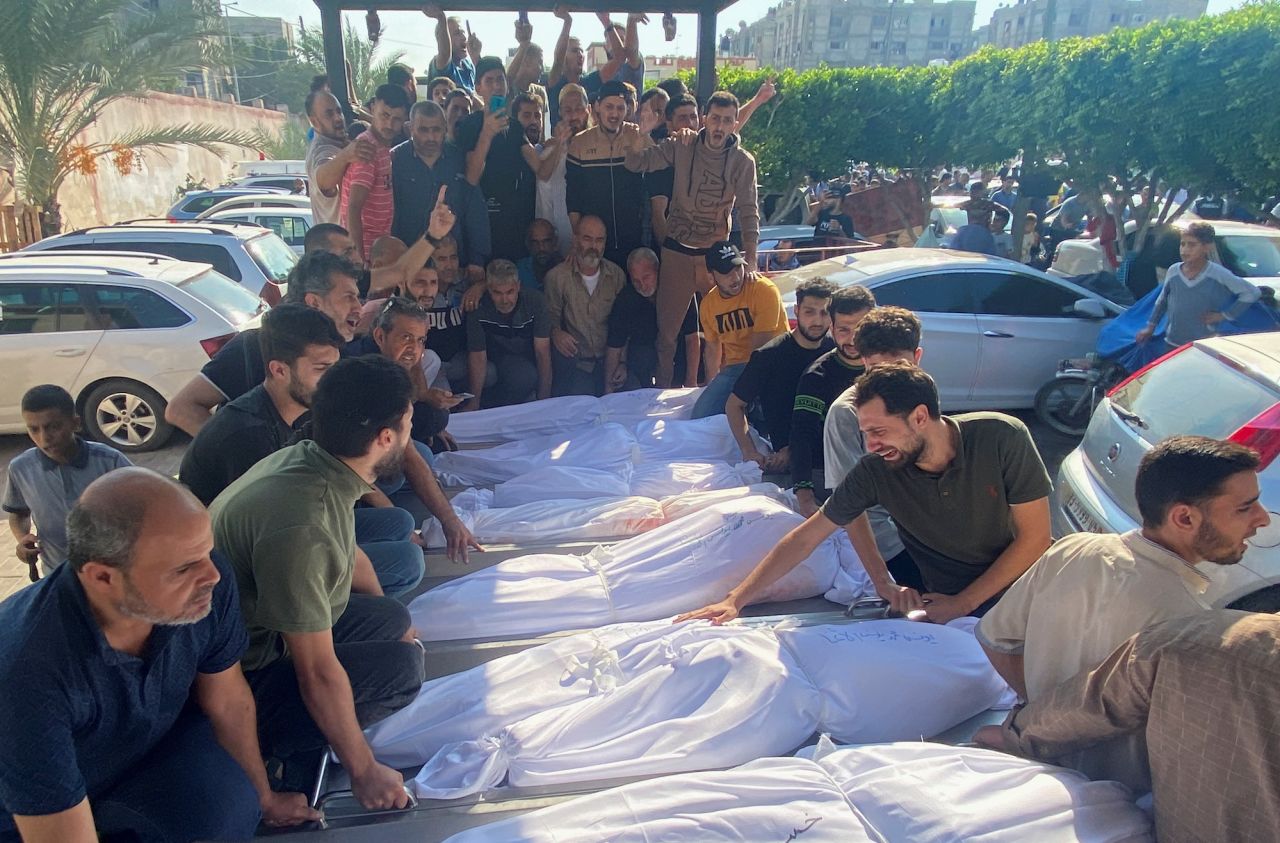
[983,0,1207,49]
[225,15,297,51]
[727,0,977,70]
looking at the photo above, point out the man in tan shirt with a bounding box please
[978,610,1280,843]
[977,434,1269,790]
[543,214,625,396]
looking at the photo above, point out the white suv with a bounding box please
[22,220,297,305]
[0,252,266,452]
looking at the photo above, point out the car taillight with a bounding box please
[1230,402,1280,469]
[259,282,282,306]
[200,333,234,359]
[1107,342,1190,397]
[167,216,178,223]
[788,317,797,330]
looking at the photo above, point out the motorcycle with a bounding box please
[1034,352,1127,437]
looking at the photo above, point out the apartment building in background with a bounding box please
[982,0,1207,48]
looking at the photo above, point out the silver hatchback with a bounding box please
[1055,333,1280,611]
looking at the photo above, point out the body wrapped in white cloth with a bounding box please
[364,619,1011,799]
[444,388,701,446]
[439,743,1154,843]
[408,496,840,641]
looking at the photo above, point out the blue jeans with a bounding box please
[691,362,747,419]
[354,507,425,597]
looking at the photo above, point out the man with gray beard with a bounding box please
[543,214,626,395]
[0,469,320,841]
[210,356,426,813]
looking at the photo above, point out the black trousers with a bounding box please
[552,349,606,397]
[246,594,425,759]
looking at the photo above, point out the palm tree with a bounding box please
[0,0,261,234]
[297,20,407,107]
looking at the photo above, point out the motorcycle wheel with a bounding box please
[1035,377,1093,437]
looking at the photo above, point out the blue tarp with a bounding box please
[1097,284,1280,371]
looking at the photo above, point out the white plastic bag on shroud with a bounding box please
[407,496,839,641]
[819,743,1154,842]
[441,756,877,843]
[597,387,701,426]
[444,395,602,445]
[628,460,762,498]
[492,466,633,508]
[425,497,667,548]
[367,618,1008,800]
[633,416,770,464]
[432,423,638,486]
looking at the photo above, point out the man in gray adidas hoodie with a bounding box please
[622,91,760,389]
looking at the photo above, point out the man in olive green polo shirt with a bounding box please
[677,360,1053,625]
[210,355,424,813]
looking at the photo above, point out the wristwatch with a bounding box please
[425,232,443,247]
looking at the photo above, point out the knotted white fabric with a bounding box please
[408,496,840,641]
[432,423,639,487]
[366,619,1010,800]
[438,743,1153,843]
[628,460,763,499]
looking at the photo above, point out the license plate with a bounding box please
[1064,492,1106,533]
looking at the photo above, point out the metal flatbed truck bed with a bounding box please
[263,610,1009,840]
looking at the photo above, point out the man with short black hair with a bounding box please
[212,356,426,813]
[644,93,700,244]
[391,100,489,278]
[179,305,343,507]
[386,63,417,102]
[822,306,925,591]
[464,259,553,409]
[727,278,835,472]
[977,434,1268,790]
[4,385,131,579]
[677,361,1052,626]
[604,247,700,393]
[566,79,648,269]
[342,84,412,262]
[693,241,786,418]
[790,286,875,514]
[305,90,374,225]
[623,91,761,388]
[515,218,563,292]
[428,75,456,104]
[0,469,319,841]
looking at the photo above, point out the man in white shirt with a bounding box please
[304,91,372,225]
[977,434,1269,789]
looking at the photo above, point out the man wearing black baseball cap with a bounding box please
[565,79,647,269]
[692,241,786,418]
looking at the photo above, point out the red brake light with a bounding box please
[1230,403,1280,470]
[259,282,282,306]
[200,333,235,359]
[788,317,798,330]
[1107,342,1190,397]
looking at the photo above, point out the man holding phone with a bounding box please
[424,5,478,91]
[458,57,538,261]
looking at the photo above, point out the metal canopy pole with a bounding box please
[696,7,717,104]
[317,2,351,119]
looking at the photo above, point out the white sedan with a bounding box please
[206,207,313,256]
[771,249,1126,410]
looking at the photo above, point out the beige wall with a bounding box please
[58,91,287,229]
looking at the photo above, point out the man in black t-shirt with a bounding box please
[423,235,475,391]
[812,190,859,240]
[463,259,552,409]
[791,286,875,516]
[604,248,698,393]
[727,278,835,473]
[180,306,343,506]
[456,58,536,261]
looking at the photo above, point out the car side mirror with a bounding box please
[1073,298,1107,319]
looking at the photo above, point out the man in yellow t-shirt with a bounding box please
[693,241,787,418]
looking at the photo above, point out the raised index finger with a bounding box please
[434,184,448,207]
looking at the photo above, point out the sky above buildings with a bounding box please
[226,0,1244,78]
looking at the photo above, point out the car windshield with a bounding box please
[179,269,266,326]
[246,232,298,282]
[1108,345,1278,444]
[1219,233,1280,279]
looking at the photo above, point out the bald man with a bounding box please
[0,469,318,843]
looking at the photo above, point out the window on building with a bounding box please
[870,39,884,50]
[829,14,844,29]
[929,40,945,50]
[1110,13,1122,23]
[872,14,887,28]
[1003,20,1012,33]
[1133,13,1145,22]
[1068,10,1084,26]
[830,40,846,50]
[891,41,906,54]
[893,17,908,29]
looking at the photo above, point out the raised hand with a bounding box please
[427,184,456,239]
[757,76,777,103]
[422,3,444,20]
[553,4,571,22]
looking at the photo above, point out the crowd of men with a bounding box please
[1,9,1279,842]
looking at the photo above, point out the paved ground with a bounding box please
[0,413,1080,602]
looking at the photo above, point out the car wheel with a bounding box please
[1226,585,1280,614]
[82,379,174,453]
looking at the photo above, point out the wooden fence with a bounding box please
[0,205,41,253]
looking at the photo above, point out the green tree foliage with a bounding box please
[697,2,1280,212]
[0,0,259,233]
[296,21,406,107]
